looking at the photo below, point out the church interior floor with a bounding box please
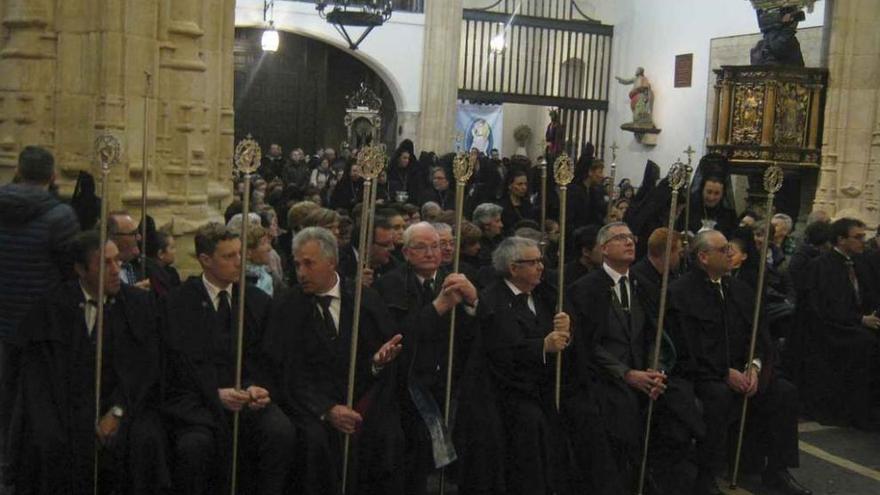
[719,422,880,495]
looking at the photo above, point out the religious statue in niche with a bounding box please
[616,67,661,144]
[545,109,565,158]
[749,0,814,66]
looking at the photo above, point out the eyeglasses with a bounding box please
[407,243,441,253]
[603,233,637,245]
[514,257,544,266]
[439,240,455,249]
[707,244,733,254]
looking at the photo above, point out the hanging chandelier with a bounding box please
[315,1,393,51]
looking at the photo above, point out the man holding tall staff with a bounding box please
[666,230,809,495]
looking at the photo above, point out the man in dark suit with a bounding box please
[374,222,480,495]
[477,236,570,494]
[262,226,405,494]
[667,230,810,495]
[805,218,880,428]
[10,231,168,494]
[161,223,295,494]
[567,222,702,494]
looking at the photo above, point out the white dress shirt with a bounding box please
[316,273,342,332]
[202,274,233,311]
[602,262,631,308]
[504,279,536,315]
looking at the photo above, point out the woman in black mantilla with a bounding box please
[678,153,738,237]
[499,169,537,236]
[329,160,364,211]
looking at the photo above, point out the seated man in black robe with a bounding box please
[805,218,880,428]
[477,236,570,494]
[630,227,683,319]
[568,223,702,495]
[667,230,810,495]
[10,231,168,494]
[262,226,405,494]
[374,222,480,495]
[161,223,295,494]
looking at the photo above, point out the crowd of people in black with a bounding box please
[2,141,880,495]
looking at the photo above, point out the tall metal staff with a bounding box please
[730,165,784,489]
[539,157,548,237]
[553,153,574,411]
[139,71,152,280]
[341,145,387,493]
[635,161,690,495]
[438,151,476,495]
[606,141,619,220]
[682,145,696,250]
[230,135,262,495]
[92,134,121,495]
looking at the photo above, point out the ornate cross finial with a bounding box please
[610,141,619,162]
[684,145,696,166]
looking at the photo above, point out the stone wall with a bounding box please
[0,0,237,272]
[812,0,880,226]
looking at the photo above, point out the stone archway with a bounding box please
[233,28,399,155]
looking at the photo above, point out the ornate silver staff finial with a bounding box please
[234,134,262,175]
[452,151,476,184]
[95,135,121,172]
[764,165,784,194]
[553,152,574,186]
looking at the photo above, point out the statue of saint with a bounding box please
[750,3,807,66]
[616,67,656,130]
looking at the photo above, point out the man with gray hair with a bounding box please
[374,221,480,494]
[472,203,504,267]
[262,226,405,493]
[565,222,701,494]
[472,236,570,493]
[667,230,809,495]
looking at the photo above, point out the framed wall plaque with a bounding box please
[675,53,693,88]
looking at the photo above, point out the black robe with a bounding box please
[160,276,294,494]
[566,182,606,232]
[803,250,880,427]
[667,268,799,475]
[373,264,480,494]
[261,277,405,494]
[468,279,564,495]
[499,195,537,235]
[10,282,167,494]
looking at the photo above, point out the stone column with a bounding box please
[0,0,236,274]
[417,0,463,153]
[812,0,880,225]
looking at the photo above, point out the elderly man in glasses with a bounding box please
[374,221,480,495]
[108,211,149,288]
[468,236,570,494]
[667,230,809,495]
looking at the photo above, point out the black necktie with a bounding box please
[217,290,232,335]
[316,295,337,338]
[514,293,534,315]
[843,259,861,306]
[618,276,630,311]
[422,278,435,302]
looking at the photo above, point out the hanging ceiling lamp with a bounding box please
[261,1,279,52]
[315,0,393,51]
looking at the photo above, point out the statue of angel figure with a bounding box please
[616,67,656,129]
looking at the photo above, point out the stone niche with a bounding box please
[0,0,237,274]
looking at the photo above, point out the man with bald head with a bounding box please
[374,221,480,495]
[109,211,147,287]
[667,230,810,495]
